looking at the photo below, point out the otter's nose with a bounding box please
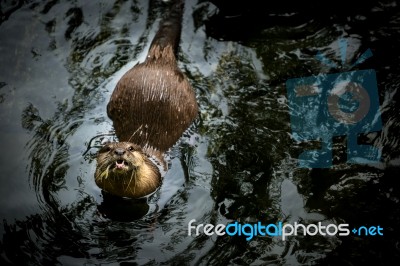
[114,148,126,156]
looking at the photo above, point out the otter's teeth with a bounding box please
[116,160,125,169]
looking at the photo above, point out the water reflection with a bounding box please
[1,0,400,265]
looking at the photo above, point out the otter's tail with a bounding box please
[146,0,184,62]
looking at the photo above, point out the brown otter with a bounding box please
[95,0,198,198]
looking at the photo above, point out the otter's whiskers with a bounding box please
[125,168,137,194]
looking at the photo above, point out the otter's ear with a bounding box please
[101,138,111,146]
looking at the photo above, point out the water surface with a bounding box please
[1,0,399,265]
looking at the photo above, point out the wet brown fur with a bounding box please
[95,0,198,198]
[95,142,162,198]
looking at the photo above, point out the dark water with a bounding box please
[1,0,399,265]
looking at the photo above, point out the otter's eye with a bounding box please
[101,146,111,153]
[128,146,134,152]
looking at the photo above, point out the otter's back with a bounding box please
[107,61,198,152]
[107,0,197,152]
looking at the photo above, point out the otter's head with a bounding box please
[95,142,161,198]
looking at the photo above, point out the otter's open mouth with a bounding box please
[112,159,129,170]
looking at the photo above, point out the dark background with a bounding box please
[1,0,399,265]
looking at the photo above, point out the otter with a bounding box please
[95,0,198,199]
